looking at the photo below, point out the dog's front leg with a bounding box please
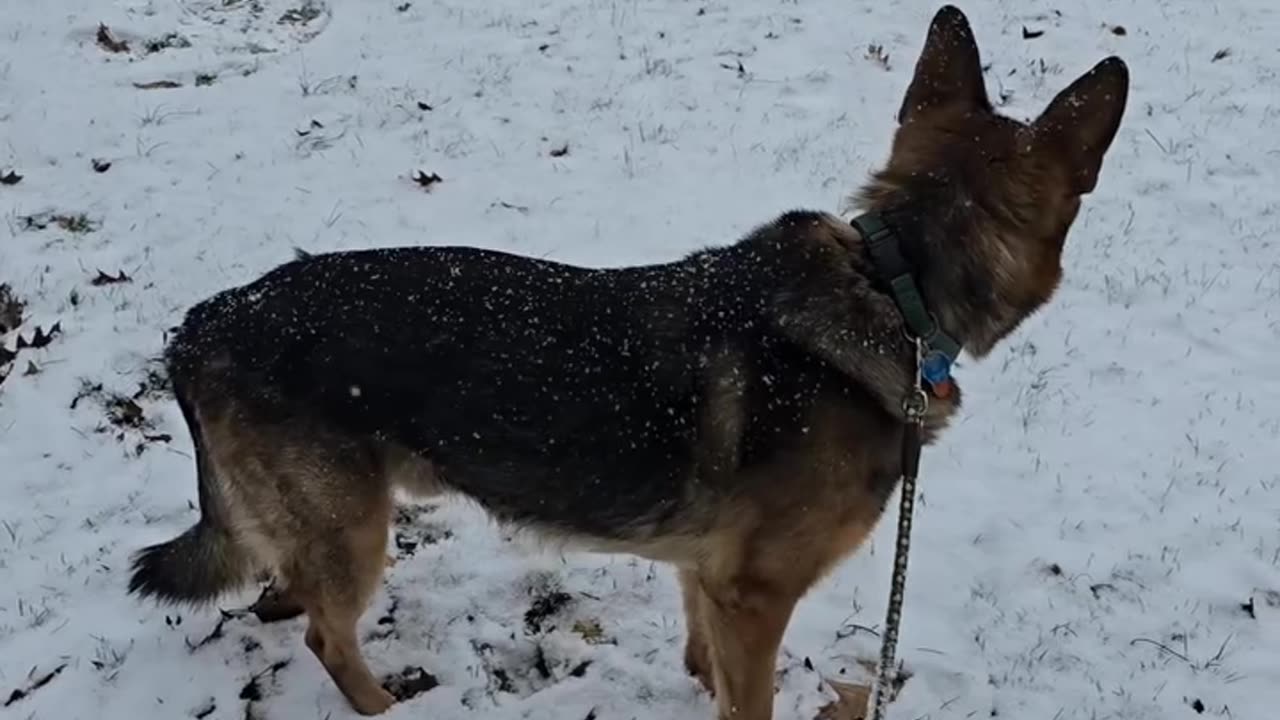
[698,576,801,720]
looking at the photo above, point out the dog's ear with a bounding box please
[898,5,990,124]
[1034,57,1130,194]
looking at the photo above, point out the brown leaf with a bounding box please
[278,3,324,26]
[91,269,132,286]
[133,80,183,90]
[24,322,62,350]
[107,396,145,427]
[816,679,871,720]
[0,284,24,333]
[381,666,438,701]
[412,170,443,190]
[96,23,130,54]
[3,664,68,708]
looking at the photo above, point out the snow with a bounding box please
[2,1,1279,719]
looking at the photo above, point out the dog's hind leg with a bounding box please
[699,576,801,720]
[679,568,715,694]
[281,482,396,716]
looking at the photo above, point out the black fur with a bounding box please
[127,520,243,605]
[162,211,916,540]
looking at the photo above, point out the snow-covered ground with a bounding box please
[2,1,1278,718]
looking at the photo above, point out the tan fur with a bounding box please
[201,406,401,714]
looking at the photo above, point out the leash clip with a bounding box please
[902,387,929,421]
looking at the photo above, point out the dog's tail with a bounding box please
[128,373,253,605]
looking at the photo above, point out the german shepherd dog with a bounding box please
[129,6,1128,719]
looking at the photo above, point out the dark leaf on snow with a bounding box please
[0,284,24,332]
[91,269,132,286]
[18,322,62,350]
[133,80,183,90]
[3,663,67,708]
[96,23,130,53]
[412,170,443,190]
[382,666,438,701]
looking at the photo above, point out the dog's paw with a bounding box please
[684,645,715,695]
[351,686,397,716]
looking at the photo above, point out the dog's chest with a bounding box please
[920,381,962,444]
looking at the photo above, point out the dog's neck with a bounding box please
[849,209,962,397]
[847,177,1025,362]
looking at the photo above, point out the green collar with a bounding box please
[849,211,963,391]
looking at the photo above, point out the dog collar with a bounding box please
[849,211,963,398]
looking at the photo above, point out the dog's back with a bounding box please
[164,246,729,535]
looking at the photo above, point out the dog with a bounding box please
[128,6,1128,719]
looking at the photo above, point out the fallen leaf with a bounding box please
[133,80,183,90]
[816,679,871,720]
[14,322,61,350]
[381,666,438,701]
[412,170,443,190]
[2,663,67,708]
[0,284,24,332]
[91,269,132,286]
[97,23,130,53]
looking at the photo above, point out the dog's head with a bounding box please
[853,5,1129,357]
